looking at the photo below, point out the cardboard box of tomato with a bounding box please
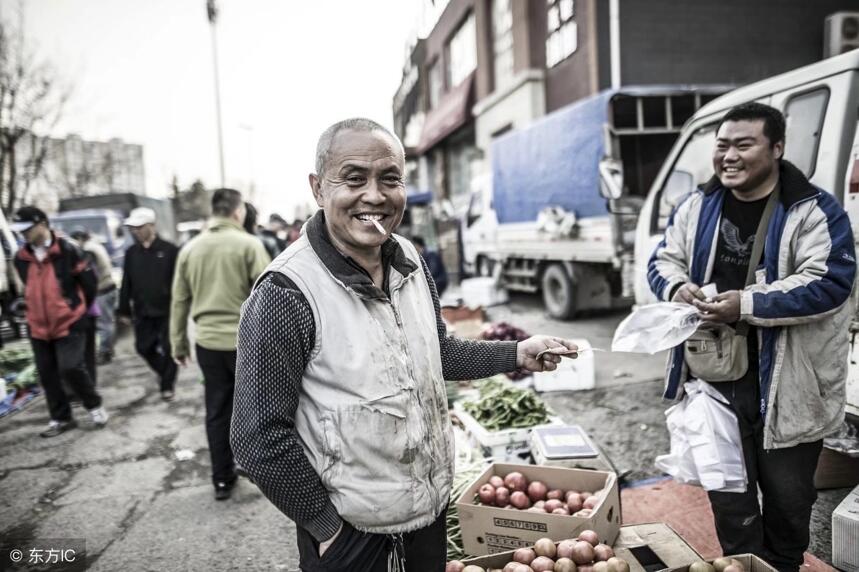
[455,463,621,556]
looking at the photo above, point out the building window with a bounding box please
[447,12,477,89]
[492,0,514,90]
[546,0,577,68]
[446,133,478,203]
[428,58,442,109]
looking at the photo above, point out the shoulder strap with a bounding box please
[736,186,779,336]
[744,186,780,287]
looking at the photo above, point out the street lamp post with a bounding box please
[207,0,226,188]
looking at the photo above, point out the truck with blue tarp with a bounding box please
[462,85,729,319]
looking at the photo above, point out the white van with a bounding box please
[633,48,859,418]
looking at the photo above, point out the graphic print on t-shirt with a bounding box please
[710,191,769,295]
[719,219,755,267]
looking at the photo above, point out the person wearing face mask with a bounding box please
[231,118,580,572]
[117,208,180,402]
[11,206,108,437]
[648,102,855,571]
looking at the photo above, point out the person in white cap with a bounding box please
[11,206,109,437]
[117,207,180,401]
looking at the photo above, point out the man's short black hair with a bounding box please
[718,102,786,147]
[211,188,243,217]
[412,236,426,248]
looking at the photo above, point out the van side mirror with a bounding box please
[599,159,623,200]
[663,169,695,209]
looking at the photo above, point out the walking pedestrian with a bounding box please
[117,207,179,401]
[231,118,578,571]
[170,188,269,500]
[648,102,856,571]
[412,236,448,296]
[11,206,109,438]
[243,202,278,260]
[70,227,117,367]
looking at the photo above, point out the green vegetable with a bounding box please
[0,346,34,376]
[461,379,551,431]
[6,364,39,391]
[446,456,486,561]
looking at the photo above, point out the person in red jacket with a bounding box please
[11,206,109,438]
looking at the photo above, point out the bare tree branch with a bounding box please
[0,17,70,212]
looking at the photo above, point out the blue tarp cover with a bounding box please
[492,91,613,224]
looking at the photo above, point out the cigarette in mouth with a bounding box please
[371,219,387,235]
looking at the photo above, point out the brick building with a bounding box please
[393,0,859,278]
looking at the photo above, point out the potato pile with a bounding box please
[690,558,748,572]
[446,531,630,572]
[475,471,606,517]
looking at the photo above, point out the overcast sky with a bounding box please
[15,0,420,220]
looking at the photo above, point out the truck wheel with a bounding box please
[542,264,577,320]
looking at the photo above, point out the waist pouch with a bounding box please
[683,186,779,384]
[684,323,747,382]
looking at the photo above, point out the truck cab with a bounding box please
[633,48,859,418]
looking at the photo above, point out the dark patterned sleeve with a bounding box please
[418,257,519,380]
[231,273,342,542]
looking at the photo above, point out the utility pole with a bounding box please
[207,0,226,188]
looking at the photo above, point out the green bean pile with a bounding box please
[462,379,551,431]
[446,457,486,561]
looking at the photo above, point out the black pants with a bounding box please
[31,328,102,422]
[296,510,447,572]
[133,316,177,391]
[196,345,237,485]
[708,378,822,572]
[85,316,97,385]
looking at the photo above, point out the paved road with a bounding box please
[0,297,850,569]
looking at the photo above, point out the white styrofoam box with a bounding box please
[833,483,859,572]
[532,338,595,392]
[452,400,561,462]
[459,277,508,307]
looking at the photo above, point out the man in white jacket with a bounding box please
[648,102,855,571]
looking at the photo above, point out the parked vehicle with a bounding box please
[54,193,177,271]
[51,209,128,269]
[632,48,859,419]
[462,86,729,319]
[59,193,177,243]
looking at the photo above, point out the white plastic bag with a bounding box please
[654,399,700,485]
[655,380,747,493]
[612,302,701,354]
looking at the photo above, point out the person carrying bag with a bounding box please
[683,187,779,382]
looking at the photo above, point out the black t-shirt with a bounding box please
[708,190,771,429]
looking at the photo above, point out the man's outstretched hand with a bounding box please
[516,336,579,372]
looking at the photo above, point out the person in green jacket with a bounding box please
[170,188,270,500]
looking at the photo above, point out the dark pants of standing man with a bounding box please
[31,327,102,422]
[196,345,237,486]
[295,509,447,572]
[708,376,822,572]
[85,316,97,385]
[133,316,177,392]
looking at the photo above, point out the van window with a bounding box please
[783,88,829,178]
[654,123,717,232]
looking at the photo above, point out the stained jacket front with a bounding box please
[648,160,856,449]
[264,232,452,534]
